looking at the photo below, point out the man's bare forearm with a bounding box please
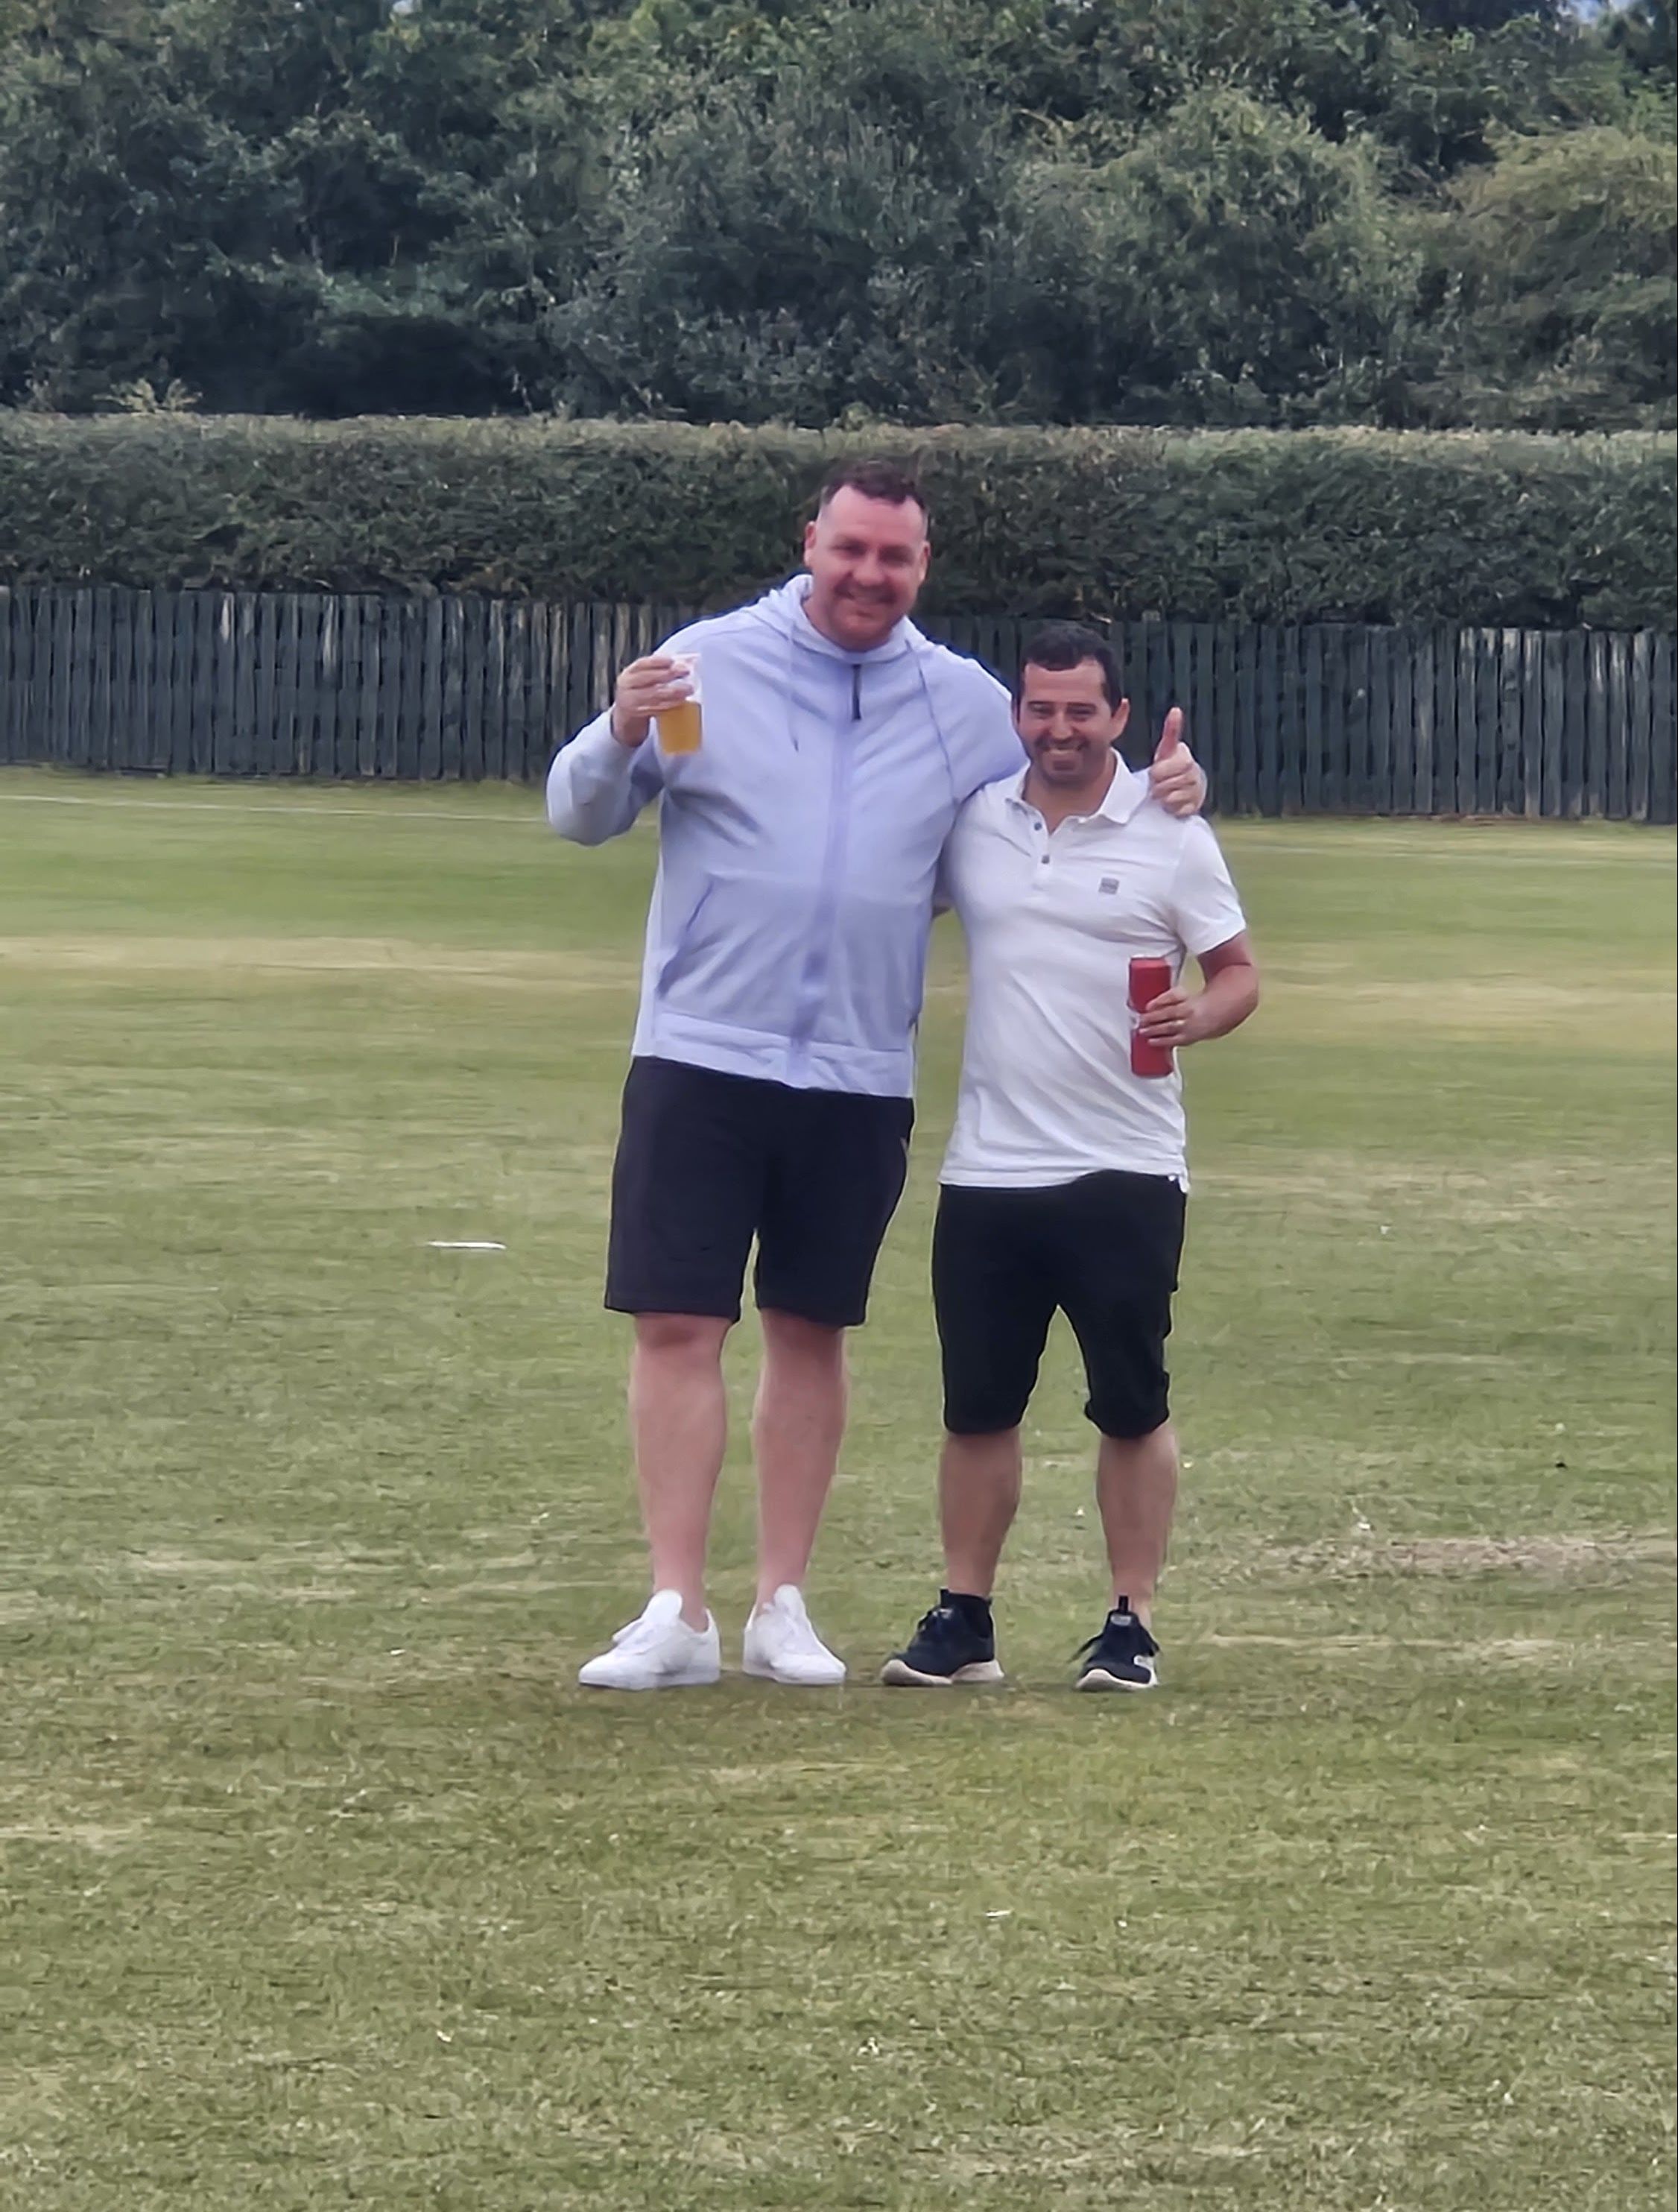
[1193,959,1259,1041]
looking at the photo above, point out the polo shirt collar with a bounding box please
[1008,755,1149,825]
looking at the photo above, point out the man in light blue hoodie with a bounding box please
[547,460,1205,1690]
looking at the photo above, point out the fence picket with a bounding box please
[1283,628,1308,816]
[210,594,240,774]
[505,600,531,783]
[1629,631,1653,824]
[160,595,188,773]
[1539,633,1564,820]
[1250,627,1275,816]
[52,594,75,765]
[107,590,136,770]
[1343,626,1370,812]
[1186,622,1217,803]
[1651,636,1677,827]
[420,598,445,780]
[1503,632,1530,823]
[129,590,155,769]
[442,597,466,779]
[1522,631,1545,819]
[188,594,215,775]
[1368,628,1393,815]
[87,589,114,772]
[325,596,352,778]
[308,596,337,779]
[0,590,16,762]
[1303,628,1326,812]
[395,599,424,781]
[1557,630,1586,819]
[1606,633,1631,819]
[1457,632,1485,814]
[1414,628,1441,818]
[13,589,38,763]
[275,594,302,776]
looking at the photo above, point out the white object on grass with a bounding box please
[427,1239,507,1251]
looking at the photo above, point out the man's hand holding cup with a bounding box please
[611,654,702,753]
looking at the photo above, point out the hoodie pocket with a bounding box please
[654,868,815,1038]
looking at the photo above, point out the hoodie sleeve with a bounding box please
[545,710,665,845]
[975,689,1026,783]
[943,657,1025,795]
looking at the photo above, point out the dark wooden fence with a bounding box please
[1,584,1673,819]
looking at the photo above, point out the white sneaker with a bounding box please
[741,1585,846,1686]
[577,1590,721,1690]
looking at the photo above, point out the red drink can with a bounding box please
[1129,957,1176,1078]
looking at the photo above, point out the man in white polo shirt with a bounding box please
[882,622,1259,1693]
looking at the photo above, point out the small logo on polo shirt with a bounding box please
[1098,876,1121,895]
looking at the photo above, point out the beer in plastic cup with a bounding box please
[656,652,703,754]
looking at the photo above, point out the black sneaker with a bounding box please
[880,1593,1004,1687]
[1073,1602,1160,1692]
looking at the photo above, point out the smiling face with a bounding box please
[802,485,931,653]
[1016,657,1131,800]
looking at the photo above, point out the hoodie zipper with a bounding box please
[788,661,861,1072]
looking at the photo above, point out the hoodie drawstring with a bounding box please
[851,664,861,723]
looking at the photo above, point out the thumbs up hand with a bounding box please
[1148,709,1206,817]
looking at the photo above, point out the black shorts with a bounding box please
[933,1172,1186,1440]
[606,1056,914,1329]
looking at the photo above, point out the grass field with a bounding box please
[1,765,1674,2212]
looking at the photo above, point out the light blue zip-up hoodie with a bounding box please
[546,575,1025,1096]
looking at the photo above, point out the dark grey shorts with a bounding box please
[606,1056,914,1329]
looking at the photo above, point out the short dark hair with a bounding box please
[817,458,930,528]
[1015,621,1122,710]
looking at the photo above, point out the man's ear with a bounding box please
[1113,696,1132,740]
[802,519,820,564]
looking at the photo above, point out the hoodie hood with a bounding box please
[747,573,921,665]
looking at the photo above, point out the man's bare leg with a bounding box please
[1094,1422,1179,1626]
[752,1309,848,1601]
[629,1312,732,1627]
[940,1428,1024,1597]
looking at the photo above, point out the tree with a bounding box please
[548,2,1013,421]
[1427,124,1677,424]
[992,89,1421,424]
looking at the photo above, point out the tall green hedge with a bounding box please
[1,415,1671,629]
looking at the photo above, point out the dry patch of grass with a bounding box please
[0,934,635,987]
[1259,1531,1675,1580]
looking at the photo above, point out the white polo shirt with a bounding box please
[940,759,1247,1190]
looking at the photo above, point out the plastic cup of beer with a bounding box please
[656,652,703,754]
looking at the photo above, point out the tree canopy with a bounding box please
[0,0,1671,426]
